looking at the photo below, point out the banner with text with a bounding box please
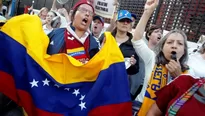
[94,0,116,19]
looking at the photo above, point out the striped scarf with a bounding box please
[138,64,187,116]
[168,78,205,116]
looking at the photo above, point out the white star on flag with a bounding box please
[72,89,80,96]
[50,41,54,45]
[54,84,60,88]
[79,101,86,110]
[64,88,70,91]
[29,79,39,88]
[79,95,85,101]
[42,78,50,86]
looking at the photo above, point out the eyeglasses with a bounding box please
[77,7,94,16]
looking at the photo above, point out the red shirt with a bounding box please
[156,75,205,116]
[24,6,30,13]
[61,30,90,64]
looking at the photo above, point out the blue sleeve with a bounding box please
[47,28,66,55]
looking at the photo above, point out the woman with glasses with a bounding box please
[47,0,99,64]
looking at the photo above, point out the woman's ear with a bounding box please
[146,32,151,39]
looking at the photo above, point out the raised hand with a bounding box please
[144,0,159,13]
[130,55,137,65]
[165,59,182,78]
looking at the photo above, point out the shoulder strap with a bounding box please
[168,78,205,116]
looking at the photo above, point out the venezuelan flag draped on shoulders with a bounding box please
[0,14,132,116]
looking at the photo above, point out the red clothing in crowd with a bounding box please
[63,29,90,64]
[24,6,30,13]
[156,75,205,116]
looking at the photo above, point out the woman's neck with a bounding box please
[148,42,156,50]
[93,32,100,38]
[116,30,127,39]
[75,29,86,38]
[46,24,52,30]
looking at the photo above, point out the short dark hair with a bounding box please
[50,11,58,17]
[146,25,162,41]
[199,41,205,54]
[71,7,79,22]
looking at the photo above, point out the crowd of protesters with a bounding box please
[0,0,205,115]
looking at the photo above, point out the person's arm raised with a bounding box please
[106,0,119,32]
[133,0,159,41]
[51,0,57,11]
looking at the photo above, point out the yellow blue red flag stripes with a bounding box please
[0,15,132,116]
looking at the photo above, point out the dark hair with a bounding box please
[146,24,162,41]
[50,11,58,17]
[198,41,205,54]
[154,29,189,72]
[71,7,79,22]
[51,16,61,28]
[2,9,6,16]
[28,9,34,15]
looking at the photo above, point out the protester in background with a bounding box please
[97,1,121,43]
[51,0,70,28]
[92,16,104,38]
[145,24,163,49]
[111,10,139,76]
[38,7,48,25]
[92,15,104,46]
[43,11,59,35]
[147,75,205,116]
[131,13,137,29]
[47,0,99,64]
[131,0,195,115]
[187,41,205,77]
[91,0,119,48]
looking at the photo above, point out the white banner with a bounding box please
[94,0,116,19]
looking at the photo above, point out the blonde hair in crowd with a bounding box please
[38,7,48,17]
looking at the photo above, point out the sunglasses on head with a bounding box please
[118,18,132,23]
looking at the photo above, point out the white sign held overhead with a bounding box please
[94,0,116,18]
